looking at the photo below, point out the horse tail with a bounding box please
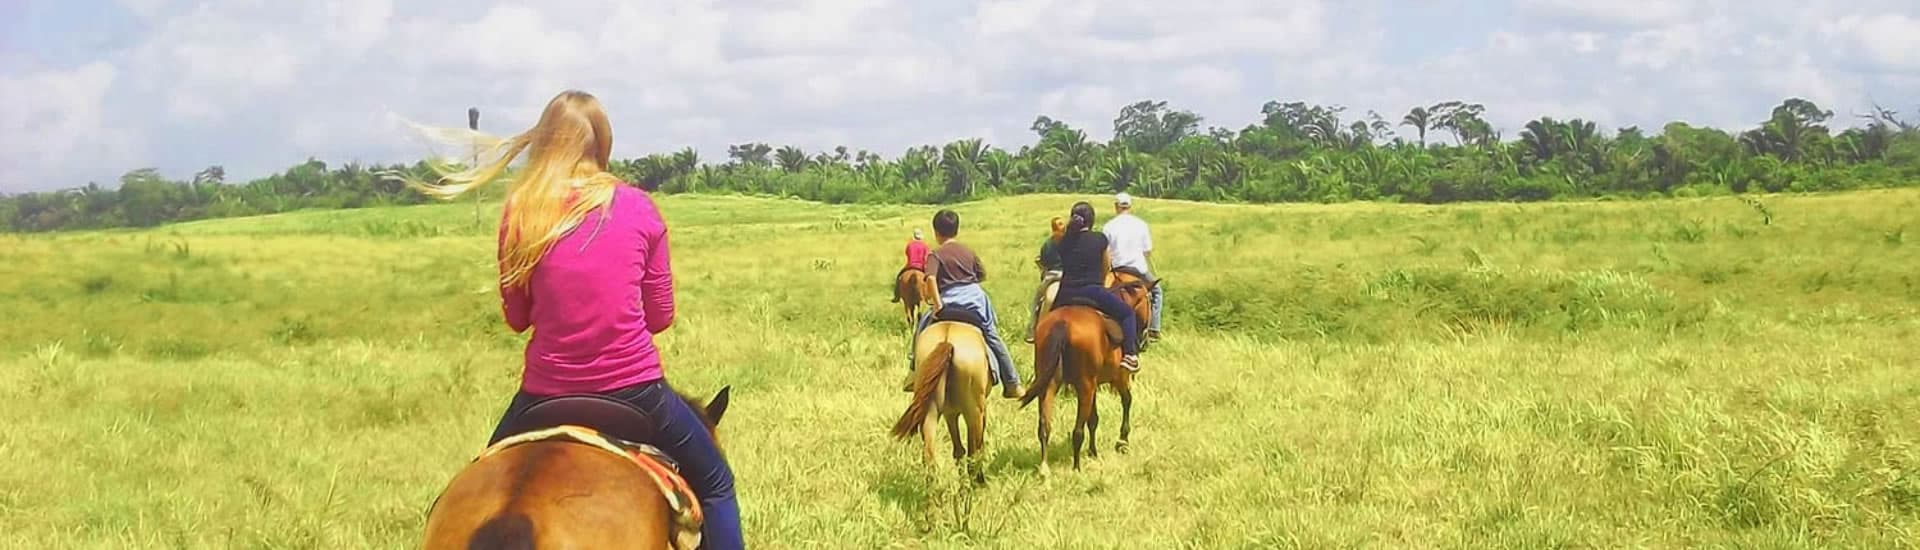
[466,512,535,550]
[891,271,904,303]
[1019,319,1069,408]
[891,341,954,439]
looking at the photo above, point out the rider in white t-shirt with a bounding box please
[1102,192,1162,340]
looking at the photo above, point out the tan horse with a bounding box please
[893,267,938,329]
[1021,279,1157,475]
[421,388,731,550]
[892,320,992,483]
[1024,277,1061,344]
[1039,279,1060,319]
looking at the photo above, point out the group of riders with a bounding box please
[411,90,1165,549]
[898,193,1164,398]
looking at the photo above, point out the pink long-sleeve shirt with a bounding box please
[499,184,675,395]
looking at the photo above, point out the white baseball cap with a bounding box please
[1114,192,1133,206]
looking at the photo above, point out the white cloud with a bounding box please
[318,0,393,52]
[1173,66,1244,98]
[3,0,1919,192]
[116,0,169,19]
[1516,0,1710,29]
[1823,13,1920,71]
[1617,18,1729,70]
[413,4,593,73]
[0,62,145,189]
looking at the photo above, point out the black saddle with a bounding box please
[928,305,989,328]
[497,393,661,449]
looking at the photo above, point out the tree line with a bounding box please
[5,97,1918,232]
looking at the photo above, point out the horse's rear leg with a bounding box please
[945,414,964,462]
[1036,393,1053,478]
[1116,382,1134,454]
[919,415,939,465]
[1085,381,1102,459]
[965,404,987,485]
[1071,383,1096,470]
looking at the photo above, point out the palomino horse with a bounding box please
[1024,277,1061,343]
[1021,279,1158,474]
[893,318,992,483]
[421,387,731,550]
[893,267,938,329]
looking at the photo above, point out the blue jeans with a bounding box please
[1053,285,1140,355]
[488,380,744,550]
[1149,282,1163,332]
[913,283,1020,386]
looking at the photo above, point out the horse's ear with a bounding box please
[706,386,732,425]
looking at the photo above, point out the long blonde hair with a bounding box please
[400,90,621,288]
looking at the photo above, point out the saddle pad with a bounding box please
[478,425,704,550]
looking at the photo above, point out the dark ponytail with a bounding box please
[1063,201,1096,249]
[1066,201,1095,233]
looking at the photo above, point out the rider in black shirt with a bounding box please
[1051,201,1141,371]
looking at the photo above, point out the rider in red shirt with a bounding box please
[905,228,930,270]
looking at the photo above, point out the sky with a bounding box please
[2,0,1919,193]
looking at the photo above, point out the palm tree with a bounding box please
[1431,101,1488,146]
[1402,106,1433,147]
[1520,117,1560,163]
[940,138,988,196]
[671,147,699,177]
[1763,98,1833,163]
[980,149,1014,189]
[899,146,939,183]
[1100,146,1143,192]
[727,143,772,167]
[774,146,812,173]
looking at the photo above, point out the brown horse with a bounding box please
[1106,269,1160,349]
[420,387,731,550]
[1021,279,1157,475]
[893,267,938,329]
[892,321,992,483]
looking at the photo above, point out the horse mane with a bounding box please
[676,391,715,430]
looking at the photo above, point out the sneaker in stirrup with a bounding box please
[1120,354,1140,372]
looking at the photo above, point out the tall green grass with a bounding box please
[1,190,1916,548]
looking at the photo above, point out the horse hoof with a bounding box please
[1116,440,1131,454]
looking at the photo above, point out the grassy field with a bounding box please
[1,190,1917,548]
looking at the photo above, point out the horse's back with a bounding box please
[1039,306,1122,382]
[916,322,992,401]
[895,270,918,299]
[424,442,673,550]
